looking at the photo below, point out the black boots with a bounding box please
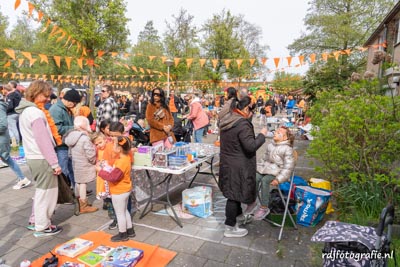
[127,228,136,238]
[111,232,128,242]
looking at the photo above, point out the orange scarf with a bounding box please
[35,101,63,146]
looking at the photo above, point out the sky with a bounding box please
[0,0,310,78]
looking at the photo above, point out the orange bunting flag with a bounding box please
[41,19,52,33]
[18,59,24,68]
[342,49,351,55]
[3,49,16,60]
[261,57,268,65]
[14,0,21,10]
[49,25,59,36]
[57,75,62,81]
[56,32,66,43]
[236,59,243,69]
[212,59,218,69]
[333,51,341,61]
[28,2,35,17]
[65,57,72,70]
[38,11,44,22]
[286,57,292,67]
[146,69,151,74]
[160,56,167,64]
[131,66,138,72]
[63,36,71,47]
[11,73,16,79]
[123,53,130,58]
[2,73,8,78]
[199,59,206,68]
[148,56,156,61]
[21,51,32,60]
[34,74,39,79]
[273,58,280,69]
[298,55,304,65]
[29,58,37,67]
[224,59,231,69]
[53,56,61,68]
[86,59,94,66]
[111,52,118,57]
[76,42,81,53]
[358,47,368,52]
[139,67,145,74]
[82,47,87,57]
[186,58,193,69]
[4,61,11,68]
[51,75,55,81]
[249,58,256,66]
[76,58,83,69]
[174,58,180,67]
[321,53,329,61]
[309,54,316,64]
[123,64,130,70]
[27,74,31,79]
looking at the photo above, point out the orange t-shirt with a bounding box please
[108,154,132,195]
[169,97,178,113]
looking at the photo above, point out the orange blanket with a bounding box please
[31,231,176,267]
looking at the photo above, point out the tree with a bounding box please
[288,0,394,92]
[32,0,130,109]
[0,10,11,74]
[271,71,303,94]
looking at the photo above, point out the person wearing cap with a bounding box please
[49,88,81,187]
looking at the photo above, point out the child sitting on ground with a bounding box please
[252,126,295,220]
[96,136,135,242]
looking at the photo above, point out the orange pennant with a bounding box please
[139,68,145,74]
[14,0,21,10]
[186,58,193,69]
[2,73,8,78]
[236,59,243,69]
[4,61,11,68]
[21,51,33,60]
[309,54,316,64]
[298,55,304,65]
[29,58,37,67]
[39,54,49,64]
[286,57,292,67]
[56,32,66,43]
[65,57,72,70]
[123,53,130,58]
[212,59,218,69]
[97,50,105,58]
[11,73,16,79]
[321,53,329,61]
[76,58,83,69]
[131,66,138,72]
[160,56,167,63]
[148,56,156,61]
[273,58,280,69]
[111,52,118,57]
[261,57,268,65]
[224,59,231,69]
[249,58,256,66]
[199,59,206,68]
[333,51,341,61]
[18,59,24,68]
[49,25,59,36]
[28,2,35,17]
[174,58,180,67]
[38,11,44,22]
[34,74,39,79]
[3,49,16,60]
[82,47,87,57]
[53,56,61,68]
[41,19,52,33]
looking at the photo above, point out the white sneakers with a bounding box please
[13,177,31,190]
[224,224,249,238]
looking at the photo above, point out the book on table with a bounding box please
[60,262,85,267]
[77,245,115,267]
[55,237,94,258]
[101,246,144,267]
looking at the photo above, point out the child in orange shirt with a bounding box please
[97,136,134,242]
[91,132,110,201]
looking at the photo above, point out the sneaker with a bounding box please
[33,225,62,237]
[26,223,35,231]
[244,201,258,215]
[13,177,31,190]
[127,228,136,238]
[224,224,248,238]
[253,207,270,221]
[236,214,253,226]
[108,219,118,230]
[111,232,128,242]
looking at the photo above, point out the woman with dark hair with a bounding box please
[217,87,238,125]
[96,85,119,132]
[145,88,175,148]
[219,96,268,238]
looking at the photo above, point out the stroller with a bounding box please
[129,121,150,146]
[173,118,192,142]
[311,204,396,267]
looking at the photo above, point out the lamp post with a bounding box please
[164,59,173,97]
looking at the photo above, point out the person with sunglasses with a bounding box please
[96,85,119,132]
[146,88,175,148]
[219,96,268,238]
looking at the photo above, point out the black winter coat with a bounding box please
[219,118,265,204]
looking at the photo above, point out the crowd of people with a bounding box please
[0,80,303,240]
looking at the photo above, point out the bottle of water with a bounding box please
[18,146,25,158]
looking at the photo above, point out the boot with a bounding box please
[224,224,248,238]
[79,198,98,214]
[127,228,136,238]
[111,232,128,242]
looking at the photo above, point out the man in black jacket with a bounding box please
[167,89,183,120]
[4,82,22,147]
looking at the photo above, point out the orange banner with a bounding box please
[38,11,44,22]
[199,59,206,68]
[186,58,193,69]
[249,58,256,66]
[224,59,231,69]
[149,56,156,61]
[53,56,61,68]
[4,61,11,68]
[4,49,16,60]
[14,0,21,10]
[273,58,280,69]
[174,58,180,67]
[212,59,218,69]
[29,58,37,67]
[261,57,267,65]
[97,50,105,58]
[309,54,316,64]
[76,58,83,69]
[236,59,243,69]
[65,57,72,70]
[28,2,35,17]
[286,56,292,67]
[18,59,24,68]
[21,51,33,60]
[298,55,304,65]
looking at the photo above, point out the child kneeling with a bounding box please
[254,126,295,220]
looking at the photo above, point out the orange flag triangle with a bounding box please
[21,51,33,60]
[56,32,66,43]
[298,55,304,65]
[76,58,83,69]
[28,2,35,17]
[160,56,167,64]
[309,54,316,64]
[4,61,11,68]
[321,53,329,61]
[4,49,16,60]
[38,11,44,22]
[14,0,21,10]
[212,59,218,69]
[65,57,72,70]
[224,59,231,69]
[41,19,52,33]
[18,59,24,68]
[286,57,292,67]
[29,58,37,67]
[333,51,341,61]
[34,74,39,79]
[49,25,59,36]
[148,56,156,61]
[261,57,268,65]
[97,50,105,58]
[11,73,16,79]
[186,58,193,69]
[249,58,256,66]
[199,59,206,68]
[236,59,243,69]
[111,52,118,57]
[131,66,138,72]
[174,58,180,67]
[273,58,280,69]
[53,56,61,68]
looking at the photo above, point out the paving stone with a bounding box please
[169,236,205,254]
[196,241,232,263]
[249,236,277,255]
[203,260,234,267]
[1,245,41,267]
[195,226,225,243]
[167,252,207,267]
[131,225,156,242]
[225,247,263,267]
[144,230,179,248]
[171,223,202,236]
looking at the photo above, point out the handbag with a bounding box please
[154,107,165,120]
[57,173,75,204]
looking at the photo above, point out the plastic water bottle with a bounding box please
[18,146,25,158]
[20,260,31,267]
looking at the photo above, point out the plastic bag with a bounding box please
[182,186,212,218]
[309,178,334,214]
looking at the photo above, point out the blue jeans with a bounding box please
[56,149,75,186]
[194,127,204,143]
[7,113,20,144]
[1,154,25,180]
